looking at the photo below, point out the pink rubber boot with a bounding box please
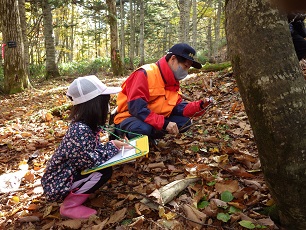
[60,192,97,219]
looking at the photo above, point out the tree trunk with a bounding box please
[214,0,222,62]
[69,4,75,62]
[191,0,197,50]
[139,0,145,66]
[106,0,124,76]
[226,0,306,229]
[207,18,213,60]
[179,0,191,43]
[129,0,135,69]
[0,0,30,94]
[119,0,125,64]
[18,0,30,76]
[41,0,60,79]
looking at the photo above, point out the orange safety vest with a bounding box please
[114,63,181,124]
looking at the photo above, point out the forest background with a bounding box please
[0,0,226,94]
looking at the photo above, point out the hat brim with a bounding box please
[191,61,202,69]
[176,54,202,69]
[101,87,122,95]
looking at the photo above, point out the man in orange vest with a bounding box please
[114,43,211,139]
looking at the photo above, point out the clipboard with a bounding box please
[81,135,149,175]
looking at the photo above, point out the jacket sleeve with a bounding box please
[171,100,209,118]
[125,70,165,130]
[67,124,119,170]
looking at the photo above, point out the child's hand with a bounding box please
[111,138,133,149]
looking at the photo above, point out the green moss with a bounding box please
[9,86,24,94]
[202,61,232,72]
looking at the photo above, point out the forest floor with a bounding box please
[1,65,301,230]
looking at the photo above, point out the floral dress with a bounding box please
[41,121,118,201]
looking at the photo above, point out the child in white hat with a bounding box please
[41,75,130,219]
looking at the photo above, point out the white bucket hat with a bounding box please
[67,75,122,105]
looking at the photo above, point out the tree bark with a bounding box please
[0,0,30,94]
[128,0,135,69]
[139,0,145,66]
[41,0,60,79]
[214,0,222,62]
[191,0,197,50]
[106,0,124,76]
[18,0,30,76]
[226,0,306,229]
[207,18,213,60]
[179,0,191,43]
[69,4,75,62]
[119,0,125,64]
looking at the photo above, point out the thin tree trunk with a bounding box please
[0,0,30,94]
[191,0,197,49]
[41,0,60,79]
[120,0,125,63]
[207,18,213,60]
[139,0,144,66]
[214,0,222,62]
[106,0,123,76]
[18,0,30,76]
[69,4,75,62]
[226,0,306,229]
[129,0,135,69]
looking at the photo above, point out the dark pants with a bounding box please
[291,32,306,60]
[115,115,191,139]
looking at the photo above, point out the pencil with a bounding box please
[121,146,124,157]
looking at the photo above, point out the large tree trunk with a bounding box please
[106,0,124,76]
[41,0,60,79]
[178,0,191,43]
[226,0,306,229]
[0,0,30,94]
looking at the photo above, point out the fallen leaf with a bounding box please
[18,216,40,222]
[182,204,206,229]
[106,208,127,225]
[24,171,35,183]
[57,219,82,229]
[215,180,239,193]
[27,204,38,211]
[128,215,145,229]
[45,113,53,121]
[92,218,108,230]
[159,206,177,220]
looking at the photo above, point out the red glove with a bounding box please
[183,98,212,117]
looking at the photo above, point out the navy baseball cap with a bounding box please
[167,43,202,69]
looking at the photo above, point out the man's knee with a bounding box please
[117,117,153,138]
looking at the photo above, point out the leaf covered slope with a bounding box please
[0,71,278,229]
